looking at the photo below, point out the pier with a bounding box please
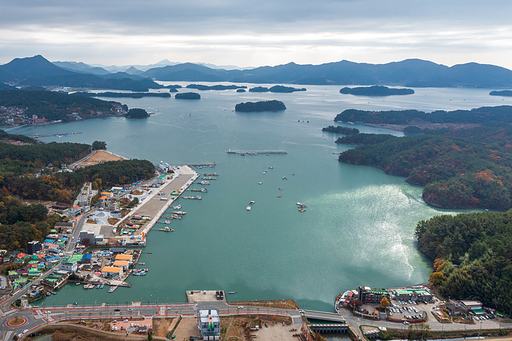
[188,162,216,168]
[227,150,287,155]
[32,132,82,138]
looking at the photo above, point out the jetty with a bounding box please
[227,150,287,155]
[188,162,216,168]
[32,132,82,138]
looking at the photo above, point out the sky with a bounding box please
[1,0,512,69]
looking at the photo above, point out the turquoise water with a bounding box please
[14,84,512,311]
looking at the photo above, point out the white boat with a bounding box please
[249,201,255,205]
[173,205,182,210]
[246,206,252,211]
[258,182,263,185]
[296,202,305,206]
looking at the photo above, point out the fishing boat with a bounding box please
[268,166,273,169]
[298,208,306,213]
[173,211,186,215]
[96,284,101,289]
[249,201,255,205]
[204,173,218,176]
[159,226,174,232]
[108,286,117,293]
[228,291,235,294]
[246,206,252,211]
[278,187,284,190]
[277,195,282,198]
[199,181,210,185]
[258,182,263,185]
[173,204,182,210]
[133,271,146,276]
[282,177,288,180]
[296,202,305,206]
[100,284,104,289]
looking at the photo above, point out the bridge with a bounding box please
[303,310,346,323]
[309,323,349,333]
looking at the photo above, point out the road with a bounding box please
[0,301,304,340]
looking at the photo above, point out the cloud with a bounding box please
[1,0,512,68]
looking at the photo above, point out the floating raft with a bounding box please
[227,150,287,155]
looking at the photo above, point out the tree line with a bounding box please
[415,211,512,315]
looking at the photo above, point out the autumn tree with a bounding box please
[380,296,390,309]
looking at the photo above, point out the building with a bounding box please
[101,266,123,278]
[112,260,129,270]
[79,230,95,245]
[81,254,92,264]
[198,309,221,341]
[60,261,78,273]
[358,286,390,304]
[69,205,82,217]
[460,300,484,314]
[32,115,46,124]
[393,288,433,303]
[27,241,42,255]
[114,254,133,266]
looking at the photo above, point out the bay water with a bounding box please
[13,84,512,312]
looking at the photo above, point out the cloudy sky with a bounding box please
[1,0,512,69]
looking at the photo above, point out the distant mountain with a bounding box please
[0,55,162,91]
[143,59,512,88]
[125,66,144,76]
[53,61,111,75]
[97,59,178,73]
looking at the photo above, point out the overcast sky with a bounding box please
[1,0,512,69]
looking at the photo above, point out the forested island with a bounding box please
[249,85,306,93]
[77,92,171,99]
[490,90,512,97]
[0,90,126,122]
[334,105,512,211]
[339,85,414,96]
[186,84,247,90]
[415,211,512,314]
[235,100,286,112]
[125,108,150,118]
[175,92,201,99]
[322,125,359,135]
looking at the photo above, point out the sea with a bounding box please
[11,84,512,316]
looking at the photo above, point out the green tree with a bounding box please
[92,141,107,150]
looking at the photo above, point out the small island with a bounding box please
[249,85,307,93]
[175,92,201,100]
[489,90,512,97]
[235,100,286,112]
[78,92,171,99]
[236,89,246,93]
[322,125,359,135]
[125,108,149,118]
[339,85,414,96]
[186,84,247,91]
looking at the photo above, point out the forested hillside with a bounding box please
[415,211,512,313]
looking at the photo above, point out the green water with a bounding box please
[14,84,512,312]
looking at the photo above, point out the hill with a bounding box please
[142,59,512,88]
[0,55,162,91]
[235,100,286,112]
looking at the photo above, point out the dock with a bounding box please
[227,150,287,155]
[32,132,82,138]
[188,162,216,168]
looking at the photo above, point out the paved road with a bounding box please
[1,301,304,340]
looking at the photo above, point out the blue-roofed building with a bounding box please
[81,254,92,263]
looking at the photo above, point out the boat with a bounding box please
[278,187,284,190]
[282,177,288,180]
[147,252,153,254]
[277,195,282,198]
[159,226,174,232]
[100,284,104,289]
[258,182,263,185]
[246,206,251,211]
[298,208,306,213]
[268,166,273,169]
[204,173,218,176]
[172,211,186,215]
[139,262,146,265]
[51,291,57,295]
[108,286,117,293]
[249,201,255,205]
[228,291,235,294]
[96,284,101,289]
[296,202,305,206]
[173,204,182,210]
[133,271,146,276]
[199,181,210,185]
[191,188,208,193]
[75,282,80,285]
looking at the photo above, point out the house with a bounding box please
[79,230,95,245]
[358,286,390,304]
[69,205,82,217]
[101,266,123,278]
[101,192,114,198]
[393,288,433,303]
[460,300,485,314]
[60,261,78,273]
